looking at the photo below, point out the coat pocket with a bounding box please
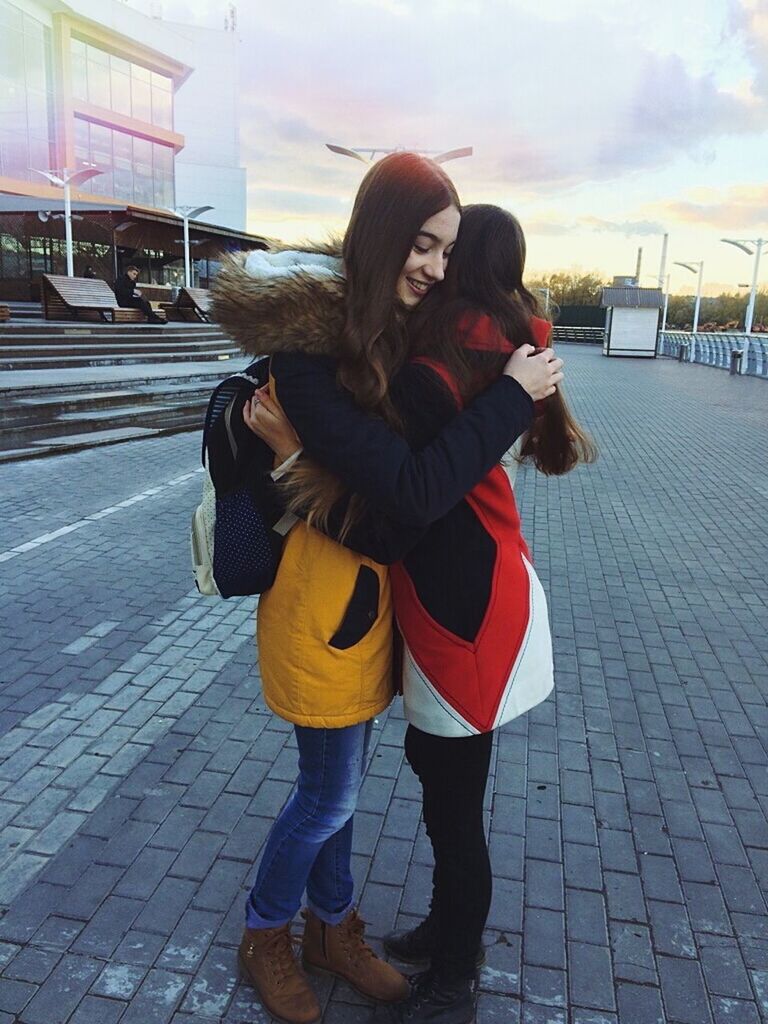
[329,565,380,650]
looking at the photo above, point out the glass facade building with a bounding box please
[0,1,56,184]
[0,0,183,209]
[70,38,173,130]
[73,120,175,208]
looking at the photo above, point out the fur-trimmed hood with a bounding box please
[210,242,347,358]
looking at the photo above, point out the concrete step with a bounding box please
[4,302,43,320]
[1,425,165,462]
[4,380,214,429]
[3,390,206,451]
[0,339,236,361]
[0,348,239,370]
[0,323,225,340]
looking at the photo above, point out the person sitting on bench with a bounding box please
[114,265,164,324]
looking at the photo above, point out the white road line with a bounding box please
[0,468,203,564]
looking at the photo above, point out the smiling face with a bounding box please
[396,204,461,308]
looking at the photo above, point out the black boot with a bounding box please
[383,969,475,1023]
[384,919,485,968]
[384,918,437,966]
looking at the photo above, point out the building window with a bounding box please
[70,36,174,130]
[0,0,54,182]
[74,119,175,209]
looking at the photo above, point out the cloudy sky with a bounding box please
[135,0,767,294]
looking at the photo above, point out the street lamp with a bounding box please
[673,260,704,333]
[721,237,765,334]
[661,273,671,333]
[326,144,473,165]
[30,165,104,276]
[167,205,214,287]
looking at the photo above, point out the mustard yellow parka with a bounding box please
[211,248,394,728]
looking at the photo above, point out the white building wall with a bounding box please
[605,307,659,357]
[58,0,247,230]
[165,22,246,232]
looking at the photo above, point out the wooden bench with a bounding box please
[41,275,166,324]
[160,287,212,323]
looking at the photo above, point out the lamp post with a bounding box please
[167,205,214,287]
[661,273,671,333]
[30,166,104,276]
[326,144,473,165]
[721,237,764,334]
[673,260,704,333]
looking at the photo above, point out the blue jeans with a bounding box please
[246,718,373,928]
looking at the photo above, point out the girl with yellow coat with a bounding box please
[210,153,563,1024]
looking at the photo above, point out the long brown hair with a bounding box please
[412,204,596,475]
[282,153,461,534]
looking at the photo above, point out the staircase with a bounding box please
[1,314,247,461]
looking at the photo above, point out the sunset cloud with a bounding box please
[653,184,768,230]
[135,0,768,278]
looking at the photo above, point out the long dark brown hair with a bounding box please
[412,204,596,475]
[282,152,461,534]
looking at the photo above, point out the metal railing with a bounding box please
[552,325,605,344]
[659,331,768,378]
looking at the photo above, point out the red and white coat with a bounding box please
[390,314,555,737]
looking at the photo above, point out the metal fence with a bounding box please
[552,325,605,344]
[659,330,768,379]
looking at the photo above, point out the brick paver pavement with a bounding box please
[0,344,766,1024]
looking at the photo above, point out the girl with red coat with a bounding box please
[246,204,594,1023]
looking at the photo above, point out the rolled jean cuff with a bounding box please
[245,897,293,931]
[306,896,354,926]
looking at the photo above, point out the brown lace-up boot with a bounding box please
[239,924,321,1024]
[302,908,410,1003]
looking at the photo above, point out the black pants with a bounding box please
[122,297,156,319]
[404,724,493,979]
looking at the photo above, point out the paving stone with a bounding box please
[57,864,123,920]
[525,859,564,912]
[523,908,566,969]
[0,883,65,943]
[3,946,60,984]
[69,995,127,1024]
[615,982,665,1024]
[17,954,101,1024]
[682,882,733,936]
[657,955,713,1023]
[113,930,167,967]
[565,890,608,947]
[711,997,761,1024]
[114,846,176,900]
[609,921,656,984]
[133,878,199,937]
[158,908,221,972]
[522,964,567,1008]
[604,871,647,924]
[180,943,239,1018]
[564,841,602,891]
[568,941,616,1012]
[118,968,189,1024]
[0,978,36,1015]
[478,936,521,995]
[71,896,143,957]
[699,938,754,1000]
[31,917,84,952]
[90,962,147,1000]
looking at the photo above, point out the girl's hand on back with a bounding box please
[504,346,564,401]
[242,388,303,464]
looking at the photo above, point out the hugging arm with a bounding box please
[270,350,534,529]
